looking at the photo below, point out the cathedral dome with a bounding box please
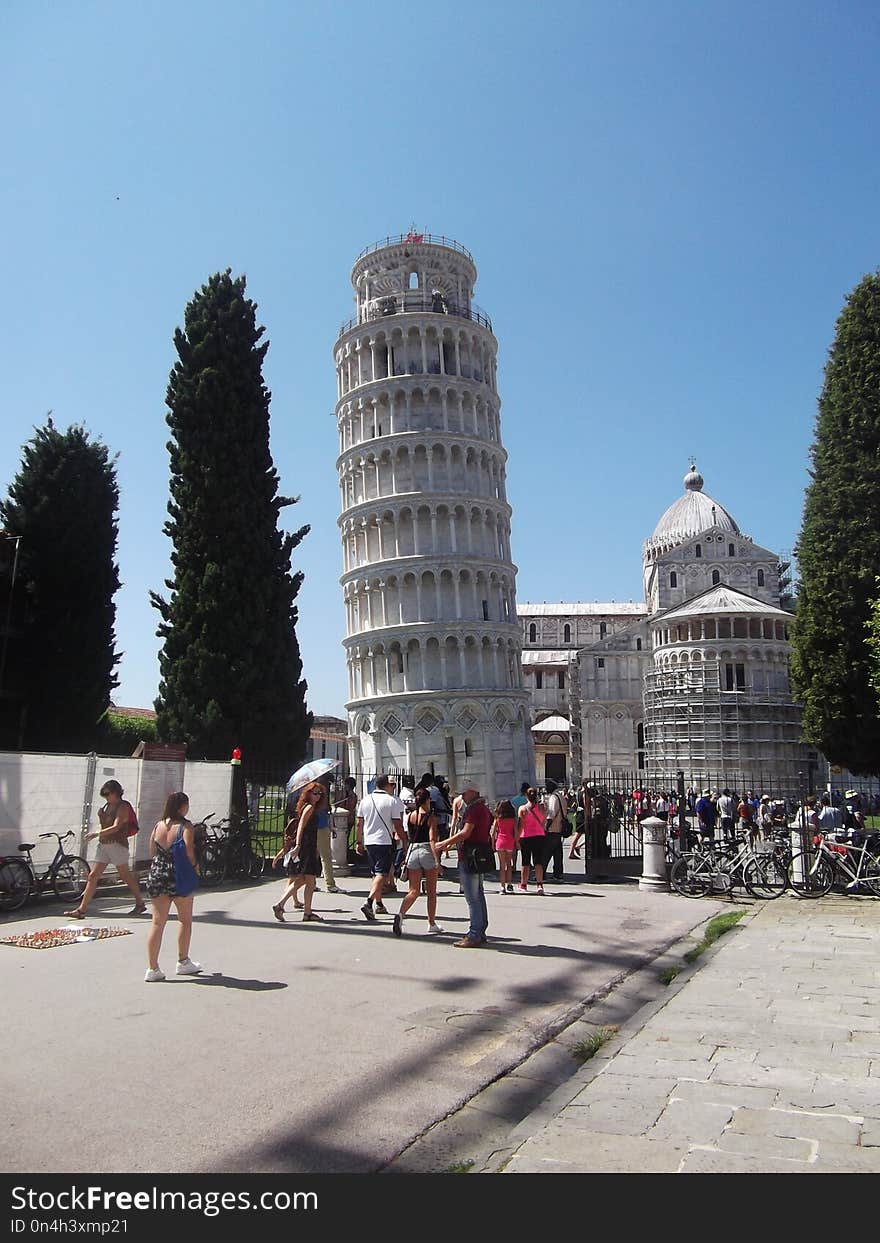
[647,465,740,550]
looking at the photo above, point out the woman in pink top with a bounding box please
[516,788,547,894]
[491,799,518,894]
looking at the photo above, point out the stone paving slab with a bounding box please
[715,1131,815,1162]
[563,1096,668,1135]
[678,1148,809,1173]
[504,1123,688,1174]
[813,1143,880,1171]
[497,896,880,1174]
[646,1099,734,1144]
[727,1107,862,1146]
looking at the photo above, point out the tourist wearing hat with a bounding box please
[438,785,492,947]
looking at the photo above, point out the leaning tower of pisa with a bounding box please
[334,231,535,801]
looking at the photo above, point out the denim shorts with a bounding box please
[405,842,438,872]
[365,844,394,876]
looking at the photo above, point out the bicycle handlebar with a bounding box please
[38,831,73,841]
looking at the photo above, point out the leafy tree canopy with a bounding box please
[791,270,880,774]
[0,417,120,751]
[152,271,312,767]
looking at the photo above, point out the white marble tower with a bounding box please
[334,232,534,800]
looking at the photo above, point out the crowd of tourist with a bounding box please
[71,774,879,982]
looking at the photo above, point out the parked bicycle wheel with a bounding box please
[0,858,32,912]
[787,852,834,897]
[670,854,711,898]
[199,842,226,887]
[743,854,787,899]
[52,855,90,902]
[862,853,880,897]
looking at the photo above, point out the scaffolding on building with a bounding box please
[643,663,816,795]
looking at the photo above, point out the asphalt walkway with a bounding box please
[5,867,877,1175]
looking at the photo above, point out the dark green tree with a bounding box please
[791,270,880,774]
[0,418,120,751]
[151,271,312,767]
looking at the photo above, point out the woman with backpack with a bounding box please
[143,791,201,982]
[64,779,147,919]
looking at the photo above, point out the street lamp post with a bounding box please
[0,532,22,704]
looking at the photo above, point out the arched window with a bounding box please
[535,671,543,689]
[729,543,735,557]
[563,623,571,643]
[670,572,677,588]
[599,622,607,638]
[408,272,419,290]
[712,570,720,585]
[528,623,537,643]
[695,543,702,558]
[757,569,765,586]
[636,638,642,651]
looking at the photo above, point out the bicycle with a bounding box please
[787,834,880,898]
[0,832,90,913]
[193,814,264,886]
[670,833,787,899]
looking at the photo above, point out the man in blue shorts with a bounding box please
[355,774,405,922]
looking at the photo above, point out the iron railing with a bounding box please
[338,293,493,339]
[354,233,475,264]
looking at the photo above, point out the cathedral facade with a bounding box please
[520,466,819,789]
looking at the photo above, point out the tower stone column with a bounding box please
[334,231,534,800]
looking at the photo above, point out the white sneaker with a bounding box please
[427,923,445,934]
[176,957,202,976]
[144,968,165,982]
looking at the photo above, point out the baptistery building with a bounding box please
[520,466,819,789]
[335,232,534,801]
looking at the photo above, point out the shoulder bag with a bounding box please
[171,823,199,897]
[461,808,496,874]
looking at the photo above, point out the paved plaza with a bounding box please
[3,870,878,1175]
[489,895,880,1174]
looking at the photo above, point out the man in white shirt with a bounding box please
[542,779,569,882]
[716,788,735,842]
[355,774,405,922]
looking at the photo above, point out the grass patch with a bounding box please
[571,1025,618,1064]
[444,1160,474,1174]
[659,965,682,986]
[683,911,745,964]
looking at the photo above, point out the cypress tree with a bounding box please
[151,271,312,767]
[791,271,880,774]
[0,418,120,751]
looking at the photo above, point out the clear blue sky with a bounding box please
[2,1,878,718]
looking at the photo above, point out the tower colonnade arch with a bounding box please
[335,319,499,400]
[337,382,502,449]
[337,438,509,507]
[334,235,534,800]
[342,564,518,633]
[339,501,514,573]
